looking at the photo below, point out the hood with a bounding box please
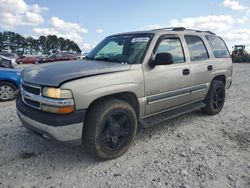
[0,55,13,61]
[23,60,131,87]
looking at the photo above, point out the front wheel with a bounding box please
[202,80,225,115]
[0,82,17,102]
[82,99,137,160]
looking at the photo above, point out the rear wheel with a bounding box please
[82,99,137,160]
[0,82,17,102]
[202,80,225,115]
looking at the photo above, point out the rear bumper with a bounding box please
[16,96,85,144]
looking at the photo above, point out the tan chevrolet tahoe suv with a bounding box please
[16,27,233,159]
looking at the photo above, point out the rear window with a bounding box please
[206,35,230,58]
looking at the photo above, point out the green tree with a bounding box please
[0,31,81,54]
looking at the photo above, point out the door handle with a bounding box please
[183,69,190,75]
[207,65,213,71]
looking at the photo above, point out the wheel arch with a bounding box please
[0,80,18,89]
[211,74,226,86]
[87,92,140,118]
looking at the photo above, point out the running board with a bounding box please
[140,101,205,128]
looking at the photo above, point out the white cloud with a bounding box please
[237,16,248,24]
[22,12,45,25]
[96,29,104,33]
[140,14,250,52]
[33,17,88,48]
[223,0,248,10]
[49,17,88,33]
[247,9,250,16]
[28,4,49,13]
[0,0,48,29]
[169,15,234,31]
[222,29,250,51]
[33,28,60,36]
[140,24,167,30]
[82,43,92,51]
[142,15,235,32]
[223,29,250,41]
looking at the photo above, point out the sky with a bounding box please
[0,0,250,52]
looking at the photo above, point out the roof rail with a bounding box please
[151,27,215,35]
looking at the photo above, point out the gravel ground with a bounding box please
[0,64,250,188]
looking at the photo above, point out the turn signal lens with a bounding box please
[42,87,73,99]
[41,104,74,114]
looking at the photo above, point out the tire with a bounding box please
[82,99,137,160]
[0,82,17,102]
[202,80,225,115]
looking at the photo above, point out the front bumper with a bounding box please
[16,96,86,144]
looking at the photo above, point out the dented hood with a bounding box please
[22,60,131,87]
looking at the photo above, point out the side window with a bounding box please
[185,35,209,61]
[155,38,185,63]
[206,35,230,58]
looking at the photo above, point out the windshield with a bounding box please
[87,33,153,64]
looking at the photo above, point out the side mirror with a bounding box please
[150,53,174,66]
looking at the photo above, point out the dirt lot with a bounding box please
[0,64,249,188]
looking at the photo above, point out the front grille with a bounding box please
[23,98,40,109]
[21,82,41,110]
[22,83,41,95]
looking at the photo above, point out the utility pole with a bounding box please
[77,22,80,47]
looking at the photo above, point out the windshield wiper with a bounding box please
[94,57,121,63]
[84,56,126,64]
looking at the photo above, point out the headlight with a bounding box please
[42,87,73,99]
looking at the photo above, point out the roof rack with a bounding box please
[151,27,215,35]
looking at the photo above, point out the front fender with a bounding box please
[61,65,144,110]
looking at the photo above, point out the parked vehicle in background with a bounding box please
[0,68,21,101]
[231,45,250,63]
[0,55,17,68]
[0,52,20,64]
[17,27,232,160]
[36,52,78,64]
[20,55,42,64]
[76,53,85,60]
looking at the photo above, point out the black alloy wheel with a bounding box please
[101,112,131,151]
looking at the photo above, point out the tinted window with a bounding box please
[185,35,209,61]
[156,38,185,63]
[206,35,230,58]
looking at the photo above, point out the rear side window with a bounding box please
[185,35,209,61]
[206,35,230,58]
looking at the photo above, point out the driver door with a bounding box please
[144,35,192,115]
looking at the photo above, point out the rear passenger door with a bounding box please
[183,35,213,101]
